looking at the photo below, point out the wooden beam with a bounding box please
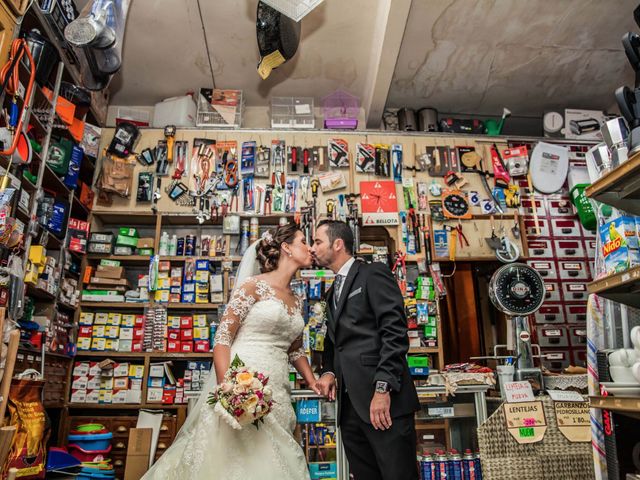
[362,0,412,129]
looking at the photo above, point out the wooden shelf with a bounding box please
[26,284,56,301]
[80,302,151,309]
[42,164,71,198]
[160,256,242,262]
[591,395,640,418]
[587,266,640,308]
[409,347,440,354]
[91,211,158,225]
[586,151,640,215]
[75,352,212,359]
[163,303,221,310]
[57,300,77,312]
[68,403,186,410]
[86,254,151,265]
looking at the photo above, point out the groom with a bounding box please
[312,220,419,480]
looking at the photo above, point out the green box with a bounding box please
[424,326,437,338]
[116,235,139,248]
[118,227,139,237]
[407,356,429,368]
[137,248,154,256]
[100,259,121,267]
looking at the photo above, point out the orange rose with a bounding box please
[236,371,254,386]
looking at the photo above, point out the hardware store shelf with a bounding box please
[408,347,440,354]
[75,352,213,359]
[587,266,640,308]
[163,303,221,310]
[79,302,151,309]
[586,151,640,215]
[591,395,640,419]
[86,254,151,264]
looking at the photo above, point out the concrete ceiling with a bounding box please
[107,0,638,126]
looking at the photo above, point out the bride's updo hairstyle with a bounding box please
[256,222,300,272]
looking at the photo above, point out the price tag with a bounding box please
[547,390,584,402]
[554,401,590,442]
[427,406,454,418]
[504,401,547,444]
[503,381,535,403]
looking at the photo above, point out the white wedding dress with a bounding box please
[142,277,311,480]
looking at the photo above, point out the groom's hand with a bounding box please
[370,393,392,430]
[316,373,337,401]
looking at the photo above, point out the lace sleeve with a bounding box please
[214,279,257,347]
[288,334,306,363]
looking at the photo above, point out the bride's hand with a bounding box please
[308,379,322,396]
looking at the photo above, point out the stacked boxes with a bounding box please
[88,231,114,255]
[68,218,90,254]
[114,227,139,256]
[166,314,212,353]
[25,246,58,296]
[177,259,223,304]
[77,311,145,353]
[70,361,144,404]
[82,260,127,303]
[155,261,171,303]
[146,361,211,405]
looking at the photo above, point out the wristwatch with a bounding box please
[375,381,390,394]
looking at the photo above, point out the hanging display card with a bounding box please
[504,401,547,444]
[553,401,590,442]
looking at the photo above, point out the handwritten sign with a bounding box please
[504,401,547,444]
[547,390,585,402]
[503,381,535,403]
[554,401,590,442]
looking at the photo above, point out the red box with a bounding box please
[78,326,92,337]
[180,329,193,341]
[162,392,175,404]
[135,315,145,327]
[180,316,193,328]
[167,329,180,341]
[132,328,145,340]
[194,340,210,353]
[132,341,144,352]
[167,340,181,352]
[180,342,193,353]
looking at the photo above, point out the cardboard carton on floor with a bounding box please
[124,428,153,480]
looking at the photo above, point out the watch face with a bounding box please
[489,263,545,315]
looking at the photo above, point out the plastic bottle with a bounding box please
[240,220,250,255]
[159,232,169,256]
[249,217,259,244]
[169,234,177,256]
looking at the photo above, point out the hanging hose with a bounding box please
[0,38,36,157]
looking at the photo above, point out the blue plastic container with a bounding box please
[67,432,113,451]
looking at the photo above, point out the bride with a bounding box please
[142,222,319,479]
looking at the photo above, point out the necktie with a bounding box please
[333,274,344,309]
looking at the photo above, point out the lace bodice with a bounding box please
[214,278,306,363]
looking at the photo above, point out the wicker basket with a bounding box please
[477,396,594,480]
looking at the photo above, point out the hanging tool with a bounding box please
[265,184,273,214]
[0,39,36,157]
[475,149,504,214]
[224,151,239,188]
[326,198,335,219]
[511,211,521,239]
[151,177,161,213]
[490,143,511,188]
[495,225,520,263]
[420,213,432,265]
[303,148,310,174]
[504,184,520,208]
[164,125,176,164]
[290,145,298,172]
[392,251,407,295]
[485,215,502,250]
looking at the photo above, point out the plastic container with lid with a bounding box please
[152,95,197,128]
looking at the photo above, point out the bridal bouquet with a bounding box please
[208,355,274,430]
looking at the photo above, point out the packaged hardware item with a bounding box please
[599,216,640,274]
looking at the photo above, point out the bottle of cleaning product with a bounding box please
[240,220,250,255]
[169,234,177,256]
[159,231,169,256]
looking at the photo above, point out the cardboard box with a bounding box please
[111,389,128,404]
[146,387,163,403]
[167,329,180,341]
[126,389,143,403]
[89,362,102,376]
[94,312,109,325]
[114,363,129,377]
[129,365,145,378]
[118,340,133,352]
[70,389,87,403]
[91,337,106,351]
[119,328,134,340]
[149,364,165,377]
[122,314,136,327]
[124,428,153,480]
[100,377,115,390]
[168,316,181,329]
[114,377,129,390]
[72,376,88,390]
[86,389,100,403]
[137,237,154,249]
[180,329,193,341]
[106,326,120,339]
[181,342,193,353]
[96,265,124,279]
[108,313,123,325]
[194,340,210,353]
[132,341,144,352]
[73,362,90,377]
[167,340,181,352]
[78,326,93,338]
[193,327,209,340]
[180,317,193,328]
[79,312,95,326]
[193,314,208,328]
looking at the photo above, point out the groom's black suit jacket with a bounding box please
[321,259,419,424]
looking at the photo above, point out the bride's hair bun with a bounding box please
[256,222,300,273]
